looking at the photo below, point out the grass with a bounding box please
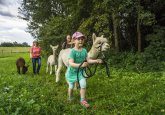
[0,47,30,53]
[0,53,165,114]
[0,47,30,58]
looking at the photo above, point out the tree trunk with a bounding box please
[112,13,119,51]
[137,10,141,52]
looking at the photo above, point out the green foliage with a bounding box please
[19,0,165,53]
[139,10,155,25]
[78,14,112,37]
[0,42,30,47]
[109,50,138,71]
[109,45,165,73]
[39,16,73,56]
[145,26,165,61]
[133,26,165,72]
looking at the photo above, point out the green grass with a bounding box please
[0,47,30,53]
[0,47,30,58]
[0,53,165,114]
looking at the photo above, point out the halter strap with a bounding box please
[95,42,104,53]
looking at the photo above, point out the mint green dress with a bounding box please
[66,48,88,83]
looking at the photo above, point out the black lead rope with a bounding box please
[76,58,110,88]
[77,60,98,79]
[77,59,110,78]
[102,59,110,77]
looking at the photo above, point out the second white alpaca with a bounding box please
[46,45,59,75]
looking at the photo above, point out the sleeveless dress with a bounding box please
[66,48,87,83]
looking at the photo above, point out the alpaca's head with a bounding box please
[50,45,59,53]
[22,65,29,74]
[92,33,110,52]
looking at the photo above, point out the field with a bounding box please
[0,47,30,59]
[0,47,30,53]
[0,51,165,114]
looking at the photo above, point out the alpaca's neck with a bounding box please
[88,46,99,59]
[53,51,56,59]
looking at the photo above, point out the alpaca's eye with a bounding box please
[98,42,101,44]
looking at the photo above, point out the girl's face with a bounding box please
[74,37,84,47]
[33,42,38,46]
[66,36,71,42]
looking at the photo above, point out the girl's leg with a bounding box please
[67,82,75,101]
[68,88,73,101]
[36,57,41,74]
[79,78,90,108]
[79,78,86,101]
[32,58,36,74]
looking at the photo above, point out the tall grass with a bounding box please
[0,53,165,114]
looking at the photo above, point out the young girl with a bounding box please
[62,35,73,49]
[66,32,102,108]
[30,40,42,74]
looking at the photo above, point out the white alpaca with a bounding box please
[55,33,110,82]
[46,45,59,75]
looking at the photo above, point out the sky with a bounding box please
[0,0,33,45]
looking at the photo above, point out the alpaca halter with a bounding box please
[95,42,105,52]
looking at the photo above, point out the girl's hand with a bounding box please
[81,62,88,67]
[96,59,103,64]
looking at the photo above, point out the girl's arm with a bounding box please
[86,57,103,64]
[69,58,88,68]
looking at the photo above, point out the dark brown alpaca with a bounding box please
[16,57,29,74]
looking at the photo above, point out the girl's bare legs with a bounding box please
[79,79,90,108]
[67,82,74,101]
[68,88,73,101]
[80,88,86,100]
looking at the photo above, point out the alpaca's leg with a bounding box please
[55,64,57,74]
[21,67,24,74]
[50,65,52,75]
[56,65,62,82]
[56,57,63,82]
[17,66,20,74]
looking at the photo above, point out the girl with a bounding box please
[66,32,102,108]
[30,40,42,74]
[62,35,73,49]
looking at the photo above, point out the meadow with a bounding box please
[0,47,30,58]
[0,51,165,114]
[0,47,30,53]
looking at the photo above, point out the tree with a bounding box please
[133,0,155,52]
[22,42,29,47]
[19,0,66,38]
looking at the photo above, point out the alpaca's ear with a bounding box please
[92,33,96,43]
[50,45,52,48]
[101,35,104,38]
